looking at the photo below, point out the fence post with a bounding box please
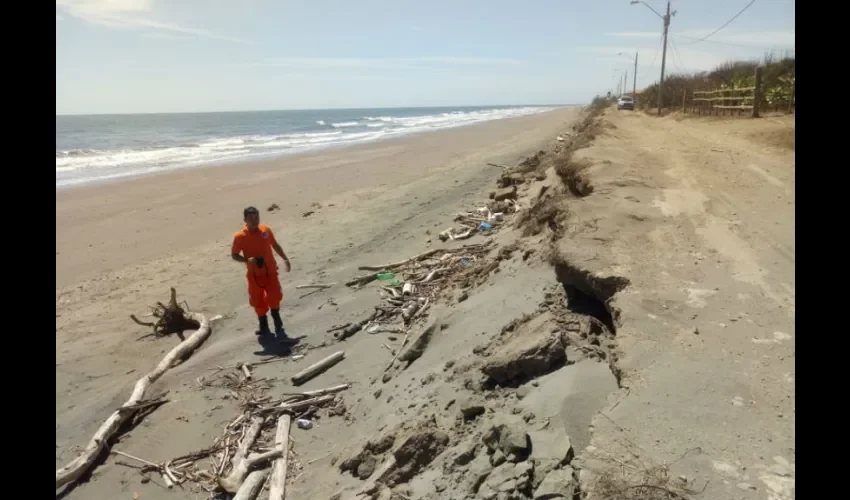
[682,90,687,113]
[752,66,763,118]
[787,77,795,114]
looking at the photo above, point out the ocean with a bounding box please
[56,105,560,188]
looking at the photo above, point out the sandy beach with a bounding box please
[56,108,581,496]
[56,105,794,500]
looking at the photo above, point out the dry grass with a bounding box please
[578,415,706,500]
[516,195,568,238]
[591,465,695,500]
[554,156,594,197]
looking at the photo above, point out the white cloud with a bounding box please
[55,0,250,43]
[254,56,526,69]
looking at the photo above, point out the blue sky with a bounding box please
[56,0,795,115]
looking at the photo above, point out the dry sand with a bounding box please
[55,106,795,500]
[56,108,581,497]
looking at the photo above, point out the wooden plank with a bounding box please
[713,105,754,110]
[693,86,756,96]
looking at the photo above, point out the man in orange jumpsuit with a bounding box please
[231,206,293,339]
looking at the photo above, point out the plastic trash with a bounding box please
[296,419,313,430]
[490,212,504,222]
[388,279,402,286]
[376,272,395,280]
[479,222,493,231]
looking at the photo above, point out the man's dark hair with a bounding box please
[243,206,259,218]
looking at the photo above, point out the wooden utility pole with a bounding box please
[624,71,628,95]
[633,52,638,100]
[752,66,763,118]
[657,0,671,116]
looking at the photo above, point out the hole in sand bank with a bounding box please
[552,259,630,335]
[563,284,616,334]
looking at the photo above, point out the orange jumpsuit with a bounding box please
[231,223,284,316]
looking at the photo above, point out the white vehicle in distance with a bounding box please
[617,95,634,110]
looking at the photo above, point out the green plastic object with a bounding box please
[388,279,402,286]
[376,272,395,280]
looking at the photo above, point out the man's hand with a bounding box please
[246,257,256,265]
[284,259,291,273]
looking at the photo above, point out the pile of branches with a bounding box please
[439,202,517,242]
[117,384,349,499]
[197,361,279,405]
[335,242,496,341]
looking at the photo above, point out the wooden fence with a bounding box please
[679,67,794,118]
[687,87,756,117]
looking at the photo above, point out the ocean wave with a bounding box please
[57,106,559,187]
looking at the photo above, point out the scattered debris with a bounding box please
[267,203,280,212]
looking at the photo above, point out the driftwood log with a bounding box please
[130,288,201,338]
[234,470,269,500]
[268,414,292,500]
[219,416,266,493]
[55,310,211,490]
[295,283,336,290]
[291,351,345,385]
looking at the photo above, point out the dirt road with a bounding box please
[560,111,795,500]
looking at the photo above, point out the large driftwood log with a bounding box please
[268,414,291,500]
[219,416,266,493]
[233,470,270,500]
[55,311,211,490]
[291,351,345,385]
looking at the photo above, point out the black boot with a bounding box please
[271,309,285,335]
[256,315,272,336]
[271,309,297,344]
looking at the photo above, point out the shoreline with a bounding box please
[56,106,573,191]
[56,107,578,288]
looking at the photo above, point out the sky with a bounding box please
[56,0,795,115]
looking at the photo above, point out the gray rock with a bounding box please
[490,449,506,467]
[533,466,577,499]
[478,484,498,500]
[515,386,531,400]
[528,428,573,465]
[356,454,377,479]
[460,399,486,421]
[464,451,493,494]
[499,425,530,461]
[493,186,518,202]
[483,463,517,494]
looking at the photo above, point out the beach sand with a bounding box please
[57,107,794,500]
[56,108,581,497]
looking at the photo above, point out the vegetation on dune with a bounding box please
[636,53,795,112]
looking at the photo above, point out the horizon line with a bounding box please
[55,103,577,118]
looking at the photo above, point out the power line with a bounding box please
[668,38,686,73]
[679,0,757,45]
[673,33,791,51]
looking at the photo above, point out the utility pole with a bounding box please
[633,52,638,101]
[657,1,671,115]
[624,71,628,95]
[630,2,675,115]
